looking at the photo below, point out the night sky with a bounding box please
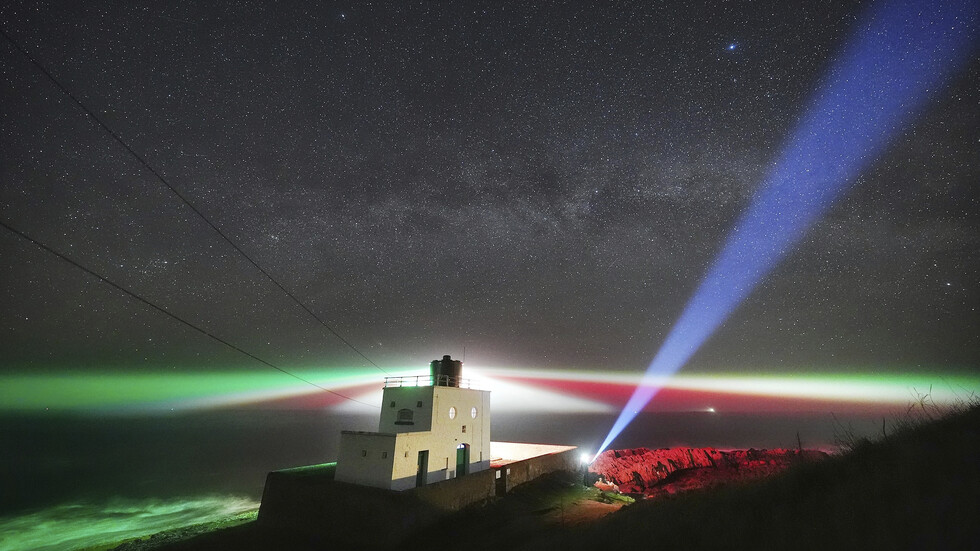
[1,1,977,401]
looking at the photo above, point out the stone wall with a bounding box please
[498,447,580,494]
[412,468,496,511]
[258,447,580,547]
[257,464,441,548]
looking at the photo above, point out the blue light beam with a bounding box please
[596,0,978,457]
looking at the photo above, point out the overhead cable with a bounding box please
[0,25,388,376]
[0,218,379,409]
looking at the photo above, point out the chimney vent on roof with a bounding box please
[430,354,462,387]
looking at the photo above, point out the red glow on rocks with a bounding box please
[590,446,828,497]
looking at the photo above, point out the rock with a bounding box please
[589,447,828,496]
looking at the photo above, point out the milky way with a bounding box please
[1,1,976,385]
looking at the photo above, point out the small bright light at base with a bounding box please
[579,452,592,465]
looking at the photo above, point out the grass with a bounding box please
[596,491,635,505]
[546,400,980,551]
[398,470,625,551]
[834,387,977,452]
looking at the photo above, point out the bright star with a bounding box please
[727,43,737,51]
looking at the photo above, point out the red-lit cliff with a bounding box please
[590,447,828,497]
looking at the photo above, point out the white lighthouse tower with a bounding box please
[334,355,491,490]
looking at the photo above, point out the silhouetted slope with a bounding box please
[545,404,980,550]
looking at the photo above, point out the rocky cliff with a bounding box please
[590,447,828,497]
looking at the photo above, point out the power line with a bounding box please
[0,25,388,376]
[0,218,380,409]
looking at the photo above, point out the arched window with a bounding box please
[395,408,415,425]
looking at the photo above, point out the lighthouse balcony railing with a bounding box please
[383,375,477,389]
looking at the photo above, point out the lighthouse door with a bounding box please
[455,443,469,477]
[416,450,429,487]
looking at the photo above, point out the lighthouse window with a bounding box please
[448,406,457,419]
[395,408,415,425]
[470,407,478,419]
[416,401,423,408]
[462,425,467,433]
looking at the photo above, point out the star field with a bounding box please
[0,1,977,378]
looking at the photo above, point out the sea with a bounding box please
[0,408,888,550]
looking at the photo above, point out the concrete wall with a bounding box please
[258,464,492,548]
[379,386,434,433]
[428,386,491,475]
[411,467,496,511]
[336,426,493,490]
[258,465,444,548]
[496,447,580,494]
[258,445,580,547]
[390,431,451,490]
[334,432,396,488]
[341,386,491,490]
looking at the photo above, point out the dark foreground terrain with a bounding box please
[110,404,980,550]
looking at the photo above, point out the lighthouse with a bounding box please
[258,355,579,546]
[334,355,491,490]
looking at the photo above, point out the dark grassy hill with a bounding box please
[513,403,980,551]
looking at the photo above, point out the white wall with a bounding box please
[378,386,434,433]
[337,386,493,491]
[334,432,396,489]
[430,387,491,473]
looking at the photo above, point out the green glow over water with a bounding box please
[0,367,421,412]
[0,495,258,551]
[3,365,976,413]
